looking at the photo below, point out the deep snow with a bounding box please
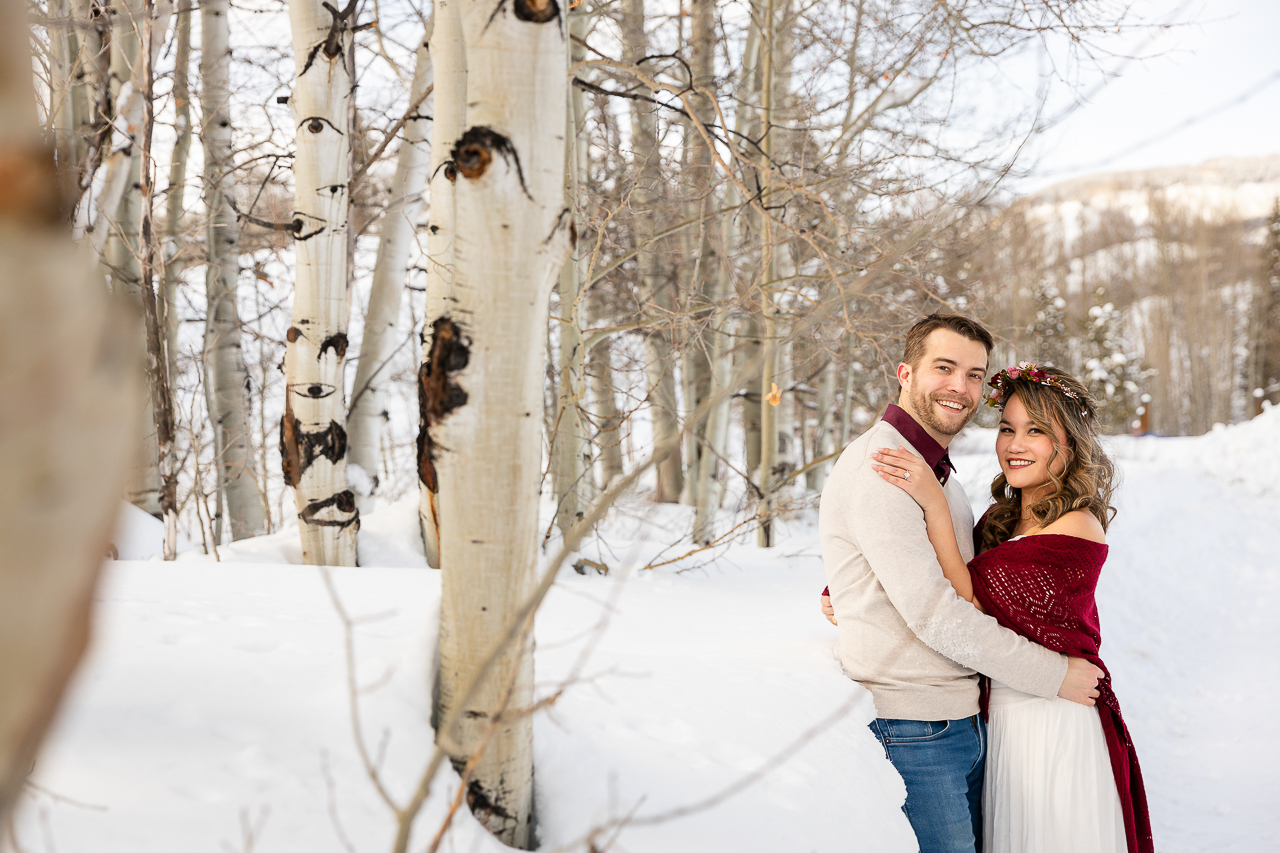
[8,410,1280,852]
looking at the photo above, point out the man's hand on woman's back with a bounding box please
[821,593,837,625]
[1058,656,1104,706]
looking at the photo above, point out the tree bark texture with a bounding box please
[103,0,162,517]
[417,3,465,569]
[756,0,779,547]
[138,0,181,558]
[620,0,682,502]
[0,0,139,818]
[551,8,592,536]
[281,0,359,565]
[71,0,171,259]
[349,34,433,514]
[161,0,191,382]
[203,0,264,541]
[688,0,731,542]
[429,0,570,844]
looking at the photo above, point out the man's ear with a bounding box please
[896,362,912,390]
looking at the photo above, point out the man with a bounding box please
[818,314,1103,853]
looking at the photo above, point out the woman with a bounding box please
[869,363,1153,853]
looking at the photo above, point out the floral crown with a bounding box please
[985,362,1088,411]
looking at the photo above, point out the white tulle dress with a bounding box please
[982,678,1127,853]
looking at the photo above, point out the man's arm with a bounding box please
[847,465,1077,701]
[822,578,1099,703]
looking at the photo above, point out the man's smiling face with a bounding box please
[897,328,989,445]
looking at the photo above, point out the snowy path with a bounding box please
[8,417,1280,852]
[1101,456,1280,852]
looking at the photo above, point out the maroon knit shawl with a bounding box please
[969,531,1154,853]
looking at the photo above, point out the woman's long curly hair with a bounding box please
[980,366,1118,553]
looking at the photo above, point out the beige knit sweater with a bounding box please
[819,419,1068,721]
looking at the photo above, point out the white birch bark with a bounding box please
[418,0,465,569]
[281,0,358,566]
[348,34,433,514]
[70,0,107,176]
[688,0,732,543]
[71,0,172,257]
[0,0,139,817]
[161,0,191,381]
[102,0,162,516]
[551,9,592,535]
[431,0,570,843]
[46,0,79,174]
[756,0,779,547]
[203,0,264,541]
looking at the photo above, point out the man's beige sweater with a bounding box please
[819,419,1068,721]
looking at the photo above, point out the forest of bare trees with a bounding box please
[7,0,1280,842]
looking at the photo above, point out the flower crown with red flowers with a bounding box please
[985,362,1087,410]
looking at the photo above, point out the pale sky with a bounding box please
[1014,0,1280,192]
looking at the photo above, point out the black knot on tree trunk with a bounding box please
[319,332,348,360]
[450,127,533,199]
[417,317,471,491]
[513,0,559,23]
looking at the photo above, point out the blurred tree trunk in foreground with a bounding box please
[0,0,139,820]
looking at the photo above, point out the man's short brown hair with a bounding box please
[901,313,994,369]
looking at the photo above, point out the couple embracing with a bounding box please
[818,314,1153,853]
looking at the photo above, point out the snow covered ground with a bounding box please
[8,410,1280,852]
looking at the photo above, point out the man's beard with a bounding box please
[908,385,975,437]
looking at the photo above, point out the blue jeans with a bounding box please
[870,716,986,853]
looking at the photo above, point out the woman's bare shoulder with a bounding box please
[1039,509,1106,543]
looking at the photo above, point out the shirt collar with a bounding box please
[880,403,956,484]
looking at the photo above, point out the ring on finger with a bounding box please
[902,471,910,480]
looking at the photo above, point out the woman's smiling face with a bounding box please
[996,393,1069,498]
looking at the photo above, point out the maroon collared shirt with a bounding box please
[820,404,956,599]
[879,403,956,486]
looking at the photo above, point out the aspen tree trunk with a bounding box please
[281,0,359,566]
[348,35,433,514]
[430,0,570,843]
[419,0,466,569]
[0,0,138,818]
[732,20,763,491]
[138,0,180,558]
[551,9,592,536]
[689,0,731,543]
[72,0,171,258]
[71,0,109,179]
[46,0,79,178]
[161,0,191,381]
[839,362,856,447]
[103,0,163,517]
[620,0,681,502]
[678,0,718,509]
[806,358,836,491]
[756,0,779,547]
[203,0,264,541]
[586,292,625,487]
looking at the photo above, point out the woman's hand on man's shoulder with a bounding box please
[1039,509,1106,543]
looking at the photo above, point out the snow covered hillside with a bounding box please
[1024,154,1280,235]
[9,410,1280,852]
